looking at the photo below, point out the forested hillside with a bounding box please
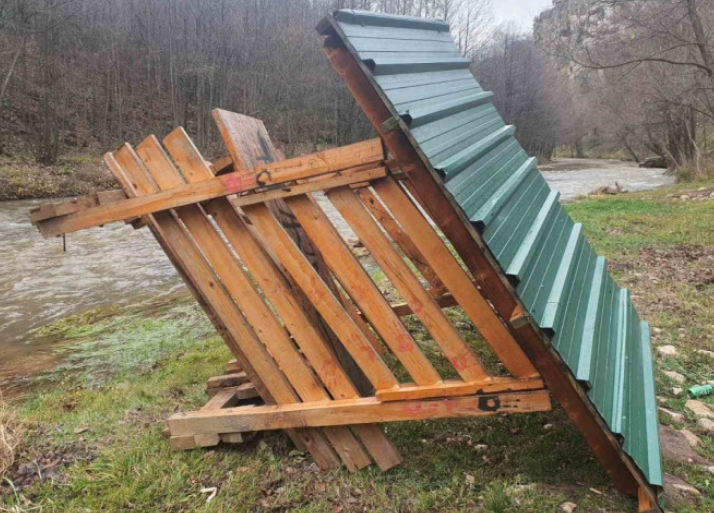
[1,0,712,186]
[0,0,489,164]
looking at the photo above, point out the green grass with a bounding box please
[4,182,714,512]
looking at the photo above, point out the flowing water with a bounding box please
[0,161,674,390]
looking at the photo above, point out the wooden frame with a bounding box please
[32,109,552,474]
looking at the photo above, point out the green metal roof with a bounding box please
[331,9,662,487]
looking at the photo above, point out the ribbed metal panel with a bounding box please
[333,9,662,487]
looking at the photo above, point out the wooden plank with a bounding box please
[168,391,552,435]
[194,433,221,448]
[149,131,372,472]
[243,202,399,392]
[389,293,458,318]
[375,377,545,402]
[202,388,242,411]
[170,435,197,451]
[358,187,447,295]
[212,113,375,399]
[29,190,126,222]
[111,144,341,470]
[35,138,385,238]
[328,187,489,382]
[212,109,259,189]
[370,178,538,379]
[206,373,250,390]
[226,359,242,373]
[220,432,245,444]
[319,28,656,503]
[286,194,441,386]
[203,162,400,471]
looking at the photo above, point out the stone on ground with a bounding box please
[672,387,683,397]
[659,407,684,423]
[663,474,700,507]
[659,425,712,466]
[560,502,577,513]
[679,429,701,448]
[685,400,714,419]
[696,349,714,358]
[698,418,714,435]
[664,370,686,384]
[658,345,678,356]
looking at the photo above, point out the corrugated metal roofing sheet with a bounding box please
[332,9,662,487]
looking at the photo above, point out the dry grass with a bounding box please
[0,394,23,481]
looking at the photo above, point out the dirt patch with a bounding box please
[611,244,714,289]
[659,425,712,467]
[1,425,93,493]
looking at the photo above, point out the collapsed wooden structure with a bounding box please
[30,10,662,512]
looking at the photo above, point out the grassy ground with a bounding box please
[2,182,714,512]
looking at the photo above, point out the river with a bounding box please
[0,159,673,390]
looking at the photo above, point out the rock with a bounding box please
[664,371,686,384]
[698,418,714,435]
[663,474,700,507]
[74,427,90,435]
[657,396,667,405]
[680,429,701,448]
[685,400,714,419]
[543,423,553,430]
[710,192,714,198]
[696,350,714,358]
[672,387,683,397]
[659,425,712,466]
[658,345,678,356]
[561,502,577,513]
[652,327,662,334]
[708,466,714,476]
[640,156,668,169]
[681,195,691,200]
[659,407,684,423]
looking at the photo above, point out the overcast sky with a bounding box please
[492,0,554,31]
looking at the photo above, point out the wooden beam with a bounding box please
[375,377,545,402]
[244,202,399,392]
[109,143,341,470]
[157,129,373,472]
[328,186,489,382]
[168,391,552,436]
[370,178,538,379]
[34,138,384,238]
[285,194,442,387]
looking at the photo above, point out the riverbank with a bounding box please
[2,181,714,512]
[0,154,115,201]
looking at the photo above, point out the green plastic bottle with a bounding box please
[687,385,714,399]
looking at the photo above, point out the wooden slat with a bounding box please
[389,293,458,318]
[205,167,402,470]
[286,194,442,386]
[328,187,489,382]
[35,138,385,238]
[168,391,552,435]
[145,131,372,472]
[376,377,545,402]
[29,190,126,222]
[211,111,400,470]
[370,178,539,378]
[160,130,386,470]
[358,187,447,295]
[243,202,399,392]
[109,145,341,470]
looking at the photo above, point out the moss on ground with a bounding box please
[3,181,714,512]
